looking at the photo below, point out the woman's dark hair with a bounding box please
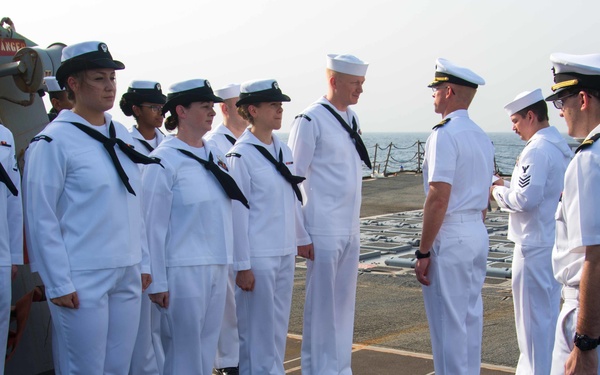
[164,101,193,131]
[119,93,142,118]
[237,103,259,125]
[64,71,85,102]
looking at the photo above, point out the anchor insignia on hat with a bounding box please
[100,43,108,53]
[155,83,161,91]
[273,82,280,90]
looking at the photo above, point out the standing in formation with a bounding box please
[491,89,572,374]
[205,83,247,375]
[288,53,369,375]
[119,80,167,375]
[0,122,22,374]
[23,41,159,375]
[415,58,495,375]
[142,79,244,375]
[13,37,600,375]
[545,53,600,374]
[43,76,73,122]
[227,79,301,375]
[120,80,167,155]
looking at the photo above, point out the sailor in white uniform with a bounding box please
[121,80,166,156]
[23,41,160,375]
[0,124,23,373]
[227,79,301,375]
[43,76,73,122]
[120,80,167,375]
[288,54,370,375]
[142,79,247,375]
[415,58,494,375]
[544,53,600,374]
[491,89,572,374]
[205,83,249,375]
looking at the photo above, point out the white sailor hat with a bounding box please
[43,76,63,92]
[214,83,241,100]
[163,79,223,115]
[55,41,124,88]
[122,80,166,104]
[428,58,485,89]
[545,53,600,101]
[326,54,369,76]
[504,89,545,116]
[236,79,291,107]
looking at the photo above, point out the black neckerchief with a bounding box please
[0,163,17,196]
[69,121,163,195]
[176,148,249,209]
[224,134,236,146]
[252,144,305,203]
[320,104,372,168]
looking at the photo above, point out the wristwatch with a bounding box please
[415,249,431,259]
[574,333,600,351]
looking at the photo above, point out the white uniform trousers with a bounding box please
[236,254,295,375]
[512,244,561,375]
[551,288,600,374]
[129,290,163,375]
[162,264,227,375]
[48,264,142,375]
[0,266,10,374]
[301,234,360,375]
[422,215,488,375]
[214,265,239,369]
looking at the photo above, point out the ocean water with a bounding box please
[277,131,576,177]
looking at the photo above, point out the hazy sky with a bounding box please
[3,0,598,133]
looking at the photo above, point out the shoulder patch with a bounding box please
[295,113,312,122]
[432,118,451,130]
[226,152,242,158]
[30,135,53,143]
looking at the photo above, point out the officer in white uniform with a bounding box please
[43,76,73,122]
[0,124,23,373]
[227,79,301,375]
[23,41,158,375]
[288,54,370,375]
[491,89,572,374]
[415,58,494,375]
[120,80,167,375]
[205,83,249,375]
[544,53,600,374]
[121,81,167,156]
[142,79,244,375]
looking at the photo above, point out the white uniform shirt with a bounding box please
[128,126,165,156]
[205,123,238,155]
[423,109,495,214]
[553,124,600,287]
[23,110,148,299]
[227,130,298,271]
[493,126,572,246]
[142,136,233,294]
[288,97,363,243]
[0,125,23,266]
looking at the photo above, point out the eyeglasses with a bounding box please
[431,86,449,93]
[553,93,577,110]
[138,104,164,113]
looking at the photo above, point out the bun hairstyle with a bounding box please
[119,93,140,117]
[164,113,179,131]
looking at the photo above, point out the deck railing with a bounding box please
[369,141,502,177]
